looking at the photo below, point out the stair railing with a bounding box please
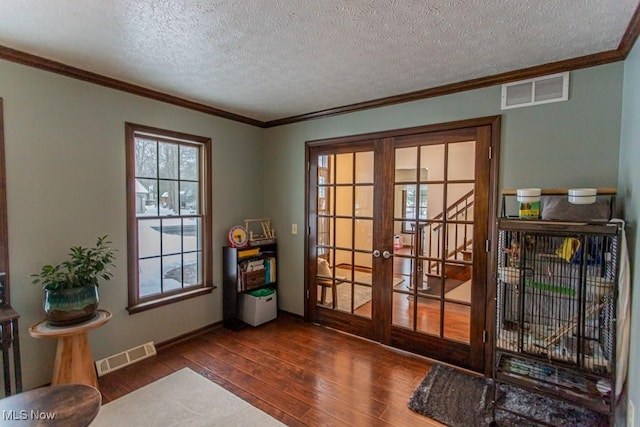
[424,189,475,275]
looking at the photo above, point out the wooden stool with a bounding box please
[29,309,111,388]
[318,278,337,308]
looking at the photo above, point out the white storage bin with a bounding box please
[239,289,277,326]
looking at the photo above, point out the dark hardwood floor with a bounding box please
[98,312,443,426]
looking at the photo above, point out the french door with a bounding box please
[306,117,499,373]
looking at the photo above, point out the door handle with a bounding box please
[372,250,381,258]
[382,251,394,259]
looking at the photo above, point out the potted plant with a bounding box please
[31,235,116,326]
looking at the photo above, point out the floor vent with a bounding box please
[95,342,156,377]
[501,72,569,110]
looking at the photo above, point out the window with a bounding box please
[402,187,427,233]
[125,123,212,313]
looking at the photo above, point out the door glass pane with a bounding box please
[425,183,444,219]
[420,144,445,181]
[354,185,373,217]
[446,222,473,262]
[395,147,418,183]
[336,186,353,216]
[318,186,333,215]
[396,184,418,233]
[447,140,475,180]
[446,183,475,220]
[444,302,470,343]
[336,153,353,184]
[392,222,412,284]
[414,259,430,292]
[392,291,412,329]
[355,151,374,183]
[317,216,333,248]
[416,296,441,336]
[445,277,472,304]
[354,219,373,251]
[353,284,372,318]
[317,248,335,308]
[442,261,471,298]
[354,251,372,271]
[391,246,416,330]
[316,248,334,273]
[318,154,334,185]
[335,218,353,249]
[421,223,443,265]
[334,249,352,271]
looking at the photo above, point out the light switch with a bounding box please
[291,223,298,235]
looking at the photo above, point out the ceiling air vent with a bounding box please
[501,72,569,110]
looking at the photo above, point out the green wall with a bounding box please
[0,59,265,390]
[0,56,630,399]
[620,40,640,424]
[264,62,624,314]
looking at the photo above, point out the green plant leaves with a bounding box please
[30,235,117,291]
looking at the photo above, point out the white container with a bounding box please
[516,188,541,203]
[517,188,541,219]
[568,188,597,204]
[240,289,277,326]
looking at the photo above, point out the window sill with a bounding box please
[127,286,215,315]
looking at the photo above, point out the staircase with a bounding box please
[424,190,474,281]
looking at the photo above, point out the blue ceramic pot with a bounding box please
[44,285,99,326]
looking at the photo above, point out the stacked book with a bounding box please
[264,257,276,284]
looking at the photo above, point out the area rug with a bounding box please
[408,364,608,427]
[335,267,405,288]
[91,368,285,426]
[319,268,405,311]
[318,282,372,311]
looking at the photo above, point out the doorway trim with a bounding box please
[304,115,501,374]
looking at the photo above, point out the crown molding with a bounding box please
[618,2,640,57]
[0,45,264,128]
[1,2,638,129]
[264,49,625,128]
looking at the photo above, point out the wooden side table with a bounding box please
[0,305,22,396]
[0,383,101,426]
[29,309,111,388]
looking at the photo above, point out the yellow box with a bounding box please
[519,201,540,219]
[238,247,260,258]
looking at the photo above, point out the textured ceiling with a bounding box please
[0,1,638,122]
